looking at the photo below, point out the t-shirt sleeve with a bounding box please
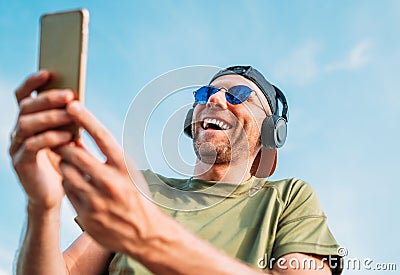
[272,179,342,274]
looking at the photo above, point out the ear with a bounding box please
[251,148,277,178]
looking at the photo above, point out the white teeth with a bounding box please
[203,118,230,130]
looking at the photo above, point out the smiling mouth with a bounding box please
[202,118,232,130]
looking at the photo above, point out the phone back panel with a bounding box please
[39,9,88,101]
[38,9,89,139]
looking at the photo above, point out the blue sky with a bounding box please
[1,1,399,274]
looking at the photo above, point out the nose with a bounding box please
[207,88,228,109]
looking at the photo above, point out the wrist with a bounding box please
[134,215,184,271]
[27,201,61,224]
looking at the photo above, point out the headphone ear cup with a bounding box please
[261,116,287,149]
[183,108,194,138]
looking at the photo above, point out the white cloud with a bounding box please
[273,40,373,85]
[325,41,372,72]
[273,41,321,85]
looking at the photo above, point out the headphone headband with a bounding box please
[272,85,288,122]
[209,65,288,122]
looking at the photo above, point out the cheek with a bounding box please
[191,106,203,124]
[240,108,264,132]
[240,114,264,143]
[249,107,266,131]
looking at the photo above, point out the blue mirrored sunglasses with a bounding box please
[193,85,255,105]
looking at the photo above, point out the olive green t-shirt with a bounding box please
[109,170,341,274]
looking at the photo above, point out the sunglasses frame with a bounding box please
[193,85,270,116]
[193,85,254,104]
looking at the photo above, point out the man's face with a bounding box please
[192,75,271,165]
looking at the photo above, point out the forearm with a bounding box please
[128,215,260,275]
[123,215,328,275]
[17,204,68,275]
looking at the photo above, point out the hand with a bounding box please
[57,101,164,255]
[9,71,75,211]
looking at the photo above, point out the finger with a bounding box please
[19,89,75,115]
[60,161,98,203]
[66,101,123,167]
[16,109,73,138]
[10,130,73,159]
[64,182,84,215]
[15,71,51,104]
[56,144,109,186]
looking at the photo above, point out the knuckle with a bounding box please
[48,110,69,123]
[17,116,29,133]
[12,158,22,172]
[19,98,30,112]
[72,149,89,166]
[8,140,16,156]
[68,150,82,165]
[17,81,29,97]
[42,111,55,123]
[24,137,37,153]
[62,168,78,185]
[89,198,106,213]
[101,181,116,198]
[102,171,119,194]
[14,87,21,99]
[42,92,58,106]
[40,111,57,125]
[14,86,25,102]
[102,179,114,193]
[43,132,58,144]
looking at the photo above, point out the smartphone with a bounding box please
[38,9,89,139]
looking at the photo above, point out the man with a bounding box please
[10,66,341,274]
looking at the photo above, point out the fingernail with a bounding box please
[37,70,48,77]
[68,101,82,113]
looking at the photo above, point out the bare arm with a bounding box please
[63,233,113,275]
[18,207,111,275]
[17,206,65,275]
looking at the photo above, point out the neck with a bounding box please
[193,158,253,184]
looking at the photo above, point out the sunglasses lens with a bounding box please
[226,85,252,104]
[194,86,216,104]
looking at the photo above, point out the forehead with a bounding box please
[210,74,259,91]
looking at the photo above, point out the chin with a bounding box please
[193,140,233,165]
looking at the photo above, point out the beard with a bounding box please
[193,128,258,165]
[193,139,232,164]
